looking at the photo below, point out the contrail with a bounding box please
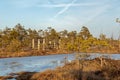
[53,0,77,18]
[83,5,110,25]
[36,3,98,8]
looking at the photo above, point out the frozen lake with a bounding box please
[0,53,120,76]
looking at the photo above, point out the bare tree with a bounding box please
[116,18,120,52]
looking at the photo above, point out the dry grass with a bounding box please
[0,50,69,58]
[0,48,119,58]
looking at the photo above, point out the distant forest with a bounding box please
[0,23,120,55]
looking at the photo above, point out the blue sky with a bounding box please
[0,0,120,38]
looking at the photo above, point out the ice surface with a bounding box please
[0,53,120,76]
[0,54,74,76]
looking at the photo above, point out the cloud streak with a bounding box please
[36,3,98,8]
[53,0,77,18]
[83,5,111,25]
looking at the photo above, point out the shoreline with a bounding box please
[0,50,120,59]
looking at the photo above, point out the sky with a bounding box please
[0,0,120,38]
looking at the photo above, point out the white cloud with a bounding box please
[83,5,111,25]
[48,15,83,31]
[10,0,41,8]
[48,4,111,31]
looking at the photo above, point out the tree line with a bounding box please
[0,23,119,53]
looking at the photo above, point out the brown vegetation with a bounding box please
[0,24,120,58]
[0,50,69,58]
[1,58,120,80]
